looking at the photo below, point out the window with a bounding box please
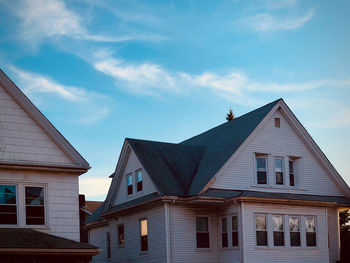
[289,160,295,186]
[274,118,280,128]
[118,224,125,246]
[256,156,267,184]
[136,170,143,192]
[256,215,267,246]
[273,215,284,246]
[274,158,284,185]
[289,216,300,246]
[25,186,45,225]
[140,219,148,251]
[305,217,316,247]
[232,216,239,246]
[127,174,133,195]
[0,185,17,225]
[221,217,228,247]
[106,232,111,259]
[196,216,210,248]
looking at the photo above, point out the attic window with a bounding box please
[274,118,280,128]
[127,174,133,195]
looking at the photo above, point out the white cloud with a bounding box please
[240,10,314,32]
[8,66,110,125]
[8,0,163,44]
[93,55,350,106]
[79,177,112,199]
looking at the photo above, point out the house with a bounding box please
[0,70,99,262]
[86,98,350,263]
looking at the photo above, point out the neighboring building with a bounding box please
[79,194,103,242]
[0,70,98,262]
[87,98,350,263]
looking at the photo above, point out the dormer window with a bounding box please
[127,174,133,195]
[256,156,267,184]
[136,170,143,192]
[274,158,284,185]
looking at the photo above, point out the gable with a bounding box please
[0,70,89,169]
[212,107,346,197]
[112,147,158,206]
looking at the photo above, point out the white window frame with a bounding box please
[0,184,18,227]
[196,215,211,249]
[24,185,46,227]
[274,157,284,185]
[255,214,268,247]
[255,155,268,185]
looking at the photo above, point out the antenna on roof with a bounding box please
[226,108,235,121]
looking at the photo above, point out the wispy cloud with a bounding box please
[8,66,110,125]
[240,10,314,32]
[6,0,164,45]
[93,54,350,106]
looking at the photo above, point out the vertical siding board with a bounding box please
[213,110,343,196]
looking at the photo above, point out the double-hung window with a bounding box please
[232,215,239,246]
[256,156,267,184]
[305,217,316,247]
[289,216,300,246]
[140,219,148,251]
[118,224,125,246]
[289,160,295,186]
[274,158,284,185]
[273,215,284,246]
[136,170,143,192]
[25,186,45,225]
[0,185,17,225]
[126,174,133,195]
[196,216,210,248]
[256,215,267,246]
[221,217,228,247]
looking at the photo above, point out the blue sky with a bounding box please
[0,0,349,200]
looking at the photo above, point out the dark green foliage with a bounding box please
[340,210,350,262]
[226,108,234,121]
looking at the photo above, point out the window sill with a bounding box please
[195,248,212,252]
[251,185,307,191]
[140,251,148,256]
[255,246,318,250]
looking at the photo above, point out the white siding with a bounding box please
[89,225,109,263]
[328,208,340,263]
[169,204,219,263]
[109,204,166,263]
[0,85,74,165]
[113,149,158,206]
[242,202,329,263]
[0,169,80,241]
[213,109,343,196]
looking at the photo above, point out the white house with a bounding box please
[0,70,99,262]
[86,98,350,263]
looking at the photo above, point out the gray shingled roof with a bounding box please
[201,189,350,205]
[0,228,97,249]
[126,99,280,196]
[84,202,105,225]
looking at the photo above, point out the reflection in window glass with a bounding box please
[25,186,45,225]
[273,215,284,246]
[289,217,300,246]
[256,215,267,246]
[306,217,316,246]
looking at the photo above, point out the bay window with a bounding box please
[273,215,284,246]
[305,217,316,247]
[289,216,300,246]
[256,215,268,246]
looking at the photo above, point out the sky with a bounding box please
[0,0,349,201]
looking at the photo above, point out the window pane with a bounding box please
[0,185,16,204]
[25,187,44,205]
[306,232,316,246]
[256,158,266,169]
[140,219,148,236]
[275,159,283,171]
[0,205,17,225]
[137,171,142,182]
[232,231,239,246]
[256,215,266,230]
[273,232,284,246]
[222,233,228,247]
[276,172,283,185]
[232,216,238,231]
[273,216,283,231]
[305,218,316,232]
[257,171,267,184]
[26,206,45,225]
[256,231,267,246]
[107,232,111,259]
[290,173,295,186]
[127,175,132,186]
[290,232,301,246]
[196,217,208,232]
[127,175,133,195]
[118,225,125,245]
[289,160,294,173]
[141,235,148,251]
[289,217,299,231]
[222,217,227,232]
[196,233,210,248]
